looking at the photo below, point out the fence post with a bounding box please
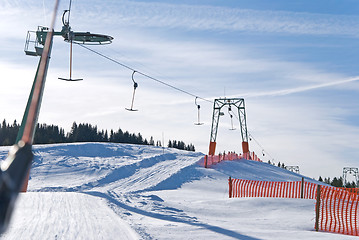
[229,177,232,198]
[315,185,321,231]
[301,177,304,199]
[204,155,208,168]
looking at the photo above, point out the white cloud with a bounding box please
[239,76,359,98]
[71,0,359,37]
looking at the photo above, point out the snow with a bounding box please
[0,142,356,239]
[4,192,139,240]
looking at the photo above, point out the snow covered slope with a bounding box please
[0,143,355,239]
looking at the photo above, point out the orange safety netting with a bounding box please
[316,186,359,236]
[203,151,262,168]
[228,180,359,236]
[228,178,317,199]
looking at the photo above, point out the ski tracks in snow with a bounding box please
[1,192,139,240]
[9,143,205,239]
[86,150,204,239]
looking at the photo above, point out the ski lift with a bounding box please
[229,114,236,130]
[58,1,83,81]
[262,149,265,156]
[228,106,236,130]
[60,6,113,45]
[59,1,113,45]
[194,97,204,125]
[58,0,113,81]
[126,71,139,111]
[58,32,83,81]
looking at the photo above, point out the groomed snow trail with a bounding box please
[1,192,139,240]
[0,142,356,239]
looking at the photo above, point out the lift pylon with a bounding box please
[20,3,113,192]
[343,167,359,186]
[209,98,249,156]
[285,166,300,174]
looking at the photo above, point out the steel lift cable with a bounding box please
[75,43,213,104]
[230,111,275,162]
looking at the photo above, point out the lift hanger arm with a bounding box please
[194,97,204,125]
[126,71,139,111]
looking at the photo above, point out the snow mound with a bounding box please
[28,142,204,193]
[0,143,353,239]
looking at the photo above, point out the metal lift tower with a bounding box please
[343,167,359,186]
[209,98,249,156]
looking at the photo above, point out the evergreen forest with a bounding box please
[268,159,358,189]
[0,119,195,152]
[318,176,357,188]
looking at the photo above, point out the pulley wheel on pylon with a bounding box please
[63,32,113,45]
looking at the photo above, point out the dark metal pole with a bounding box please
[0,0,60,233]
[229,177,233,198]
[315,185,321,231]
[301,177,304,199]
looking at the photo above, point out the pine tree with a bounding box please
[149,136,155,146]
[191,144,195,151]
[331,177,343,188]
[345,181,356,188]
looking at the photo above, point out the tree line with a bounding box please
[318,176,357,188]
[267,160,357,188]
[268,160,358,188]
[167,140,195,152]
[0,119,195,152]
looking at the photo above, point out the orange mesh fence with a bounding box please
[228,180,359,237]
[203,152,241,167]
[229,178,317,199]
[341,187,359,194]
[203,151,262,168]
[316,185,359,236]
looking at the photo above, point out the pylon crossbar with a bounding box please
[285,166,300,174]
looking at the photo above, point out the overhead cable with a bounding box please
[230,111,275,162]
[76,43,277,162]
[76,43,213,103]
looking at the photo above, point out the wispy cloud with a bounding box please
[239,76,359,98]
[74,0,359,37]
[6,0,359,38]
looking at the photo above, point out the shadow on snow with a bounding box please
[84,191,261,240]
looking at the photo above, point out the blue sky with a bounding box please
[1,0,359,179]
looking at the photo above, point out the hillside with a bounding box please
[0,143,355,239]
